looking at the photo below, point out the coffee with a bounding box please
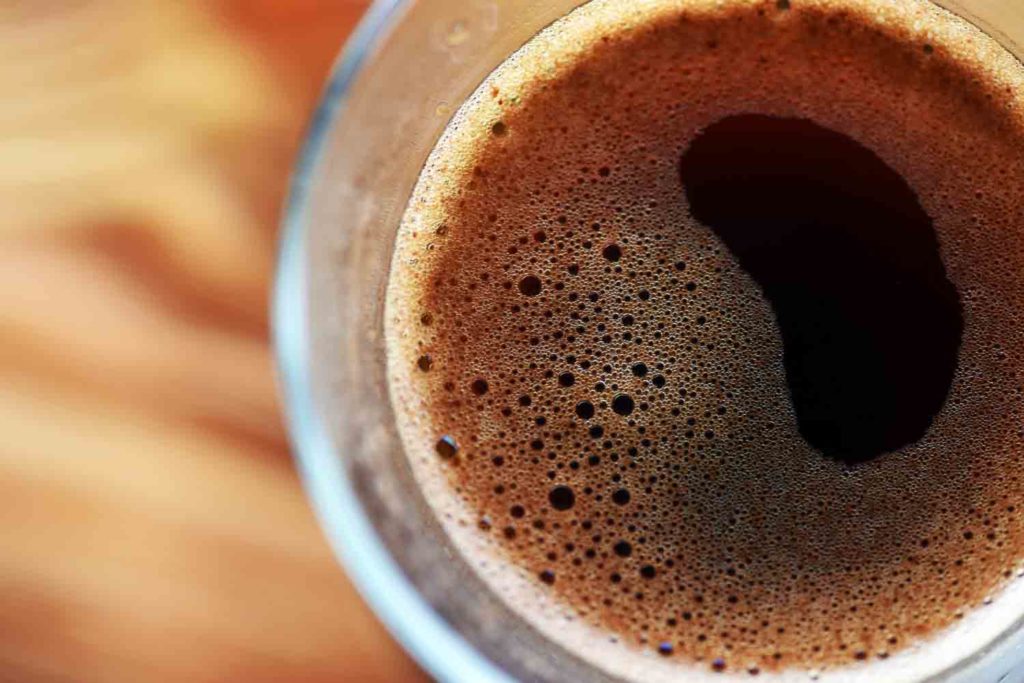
[386,0,1024,678]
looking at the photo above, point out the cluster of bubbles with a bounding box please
[386,0,1024,676]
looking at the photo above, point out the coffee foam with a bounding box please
[385,0,1024,679]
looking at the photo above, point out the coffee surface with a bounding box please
[386,0,1024,677]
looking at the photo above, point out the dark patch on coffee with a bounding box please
[681,115,963,464]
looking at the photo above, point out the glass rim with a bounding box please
[272,1,513,681]
[272,1,1024,682]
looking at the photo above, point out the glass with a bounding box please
[273,1,1024,681]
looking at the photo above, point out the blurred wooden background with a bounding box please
[0,1,425,681]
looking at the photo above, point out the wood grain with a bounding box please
[0,2,425,681]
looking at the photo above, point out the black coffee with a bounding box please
[386,0,1024,677]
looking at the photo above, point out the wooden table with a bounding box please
[0,2,425,681]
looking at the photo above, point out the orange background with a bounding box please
[1,1,425,681]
